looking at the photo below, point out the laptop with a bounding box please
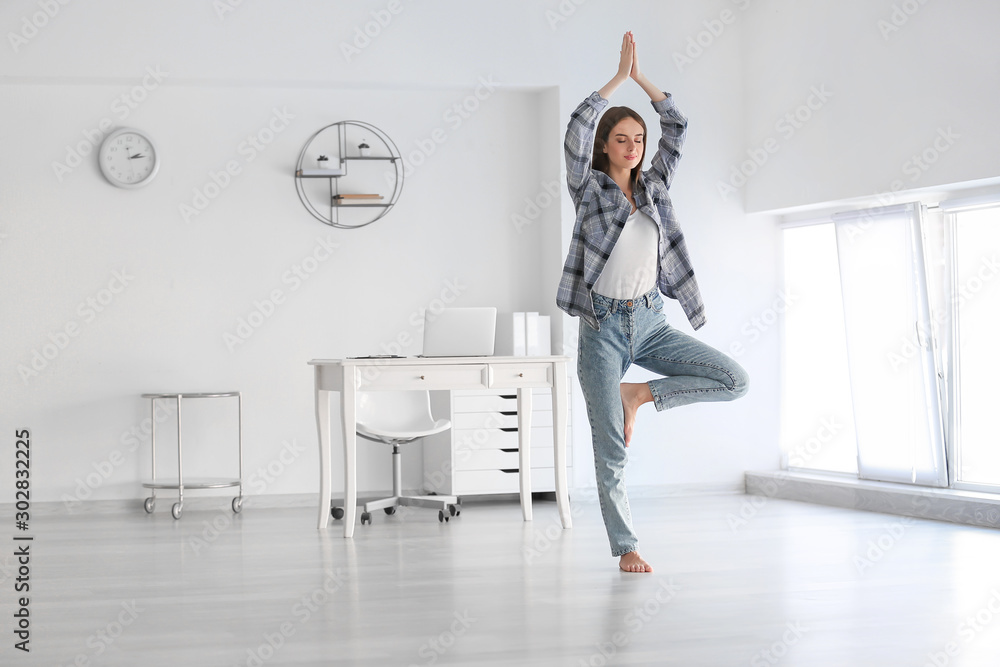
[420,307,497,357]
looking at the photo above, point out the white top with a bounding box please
[592,208,660,300]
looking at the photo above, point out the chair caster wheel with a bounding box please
[232,497,243,513]
[384,507,396,515]
[144,497,155,514]
[171,503,182,520]
[331,506,345,520]
[449,504,460,517]
[439,510,449,523]
[360,512,372,525]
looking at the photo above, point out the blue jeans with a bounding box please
[577,288,749,557]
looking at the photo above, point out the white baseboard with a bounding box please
[0,482,744,517]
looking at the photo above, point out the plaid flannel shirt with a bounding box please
[557,91,706,331]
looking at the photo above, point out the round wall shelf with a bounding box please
[294,120,403,229]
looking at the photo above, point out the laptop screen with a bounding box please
[421,307,497,357]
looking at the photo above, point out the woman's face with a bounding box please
[603,117,644,175]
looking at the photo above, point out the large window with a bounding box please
[780,223,857,475]
[781,199,1000,491]
[946,203,1000,489]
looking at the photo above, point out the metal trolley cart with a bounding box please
[141,391,244,520]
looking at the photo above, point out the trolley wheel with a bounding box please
[331,506,345,520]
[232,497,243,514]
[439,510,449,523]
[360,512,372,525]
[384,506,396,515]
[448,504,458,517]
[171,503,182,520]
[143,497,155,514]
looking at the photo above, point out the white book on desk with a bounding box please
[512,312,527,356]
[536,315,551,355]
[525,312,540,356]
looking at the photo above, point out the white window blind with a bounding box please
[832,203,948,486]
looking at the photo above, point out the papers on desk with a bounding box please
[499,312,551,356]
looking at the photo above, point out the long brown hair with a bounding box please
[592,106,648,190]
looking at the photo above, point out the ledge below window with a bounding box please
[745,470,1000,529]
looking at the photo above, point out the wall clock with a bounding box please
[99,128,160,189]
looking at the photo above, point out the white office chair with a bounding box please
[331,390,461,525]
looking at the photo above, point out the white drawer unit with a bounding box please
[423,388,571,497]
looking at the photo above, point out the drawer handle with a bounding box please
[500,427,518,433]
[518,372,524,377]
[500,411,517,416]
[420,375,425,380]
[500,448,519,453]
[500,468,519,474]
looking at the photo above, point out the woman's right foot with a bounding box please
[620,382,653,447]
[619,551,653,573]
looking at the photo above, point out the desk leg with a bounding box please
[341,367,357,538]
[553,360,572,528]
[517,387,533,521]
[315,382,332,530]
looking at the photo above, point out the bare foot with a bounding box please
[619,551,653,573]
[620,382,653,447]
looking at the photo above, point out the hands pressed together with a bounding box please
[616,31,643,83]
[599,32,666,103]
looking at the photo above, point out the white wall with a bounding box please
[0,0,777,507]
[740,0,1000,213]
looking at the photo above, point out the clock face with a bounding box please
[99,129,159,188]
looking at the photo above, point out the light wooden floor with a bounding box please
[5,494,1000,666]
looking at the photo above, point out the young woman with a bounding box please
[558,32,749,573]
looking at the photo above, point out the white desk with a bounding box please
[309,356,572,537]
